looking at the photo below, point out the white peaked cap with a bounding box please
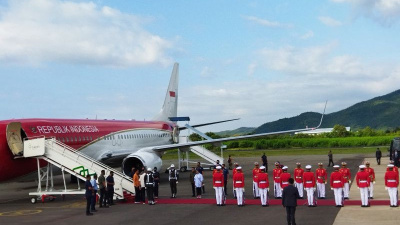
[170,164,175,168]
[237,166,242,170]
[305,165,311,169]
[282,166,288,170]
[388,164,394,168]
[359,165,366,169]
[260,166,266,170]
[333,165,340,168]
[216,166,222,169]
[147,168,152,171]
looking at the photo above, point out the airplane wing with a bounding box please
[152,103,327,152]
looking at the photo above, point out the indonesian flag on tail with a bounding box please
[169,91,176,97]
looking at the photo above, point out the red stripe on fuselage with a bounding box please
[0,118,174,182]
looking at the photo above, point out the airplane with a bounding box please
[0,63,325,182]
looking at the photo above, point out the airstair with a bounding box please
[23,137,135,203]
[177,136,224,171]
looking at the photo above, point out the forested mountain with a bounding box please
[243,89,400,134]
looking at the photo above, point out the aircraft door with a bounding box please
[6,122,27,156]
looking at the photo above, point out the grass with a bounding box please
[161,146,388,160]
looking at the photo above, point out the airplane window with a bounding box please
[124,135,127,139]
[66,137,69,142]
[113,135,115,140]
[75,137,77,142]
[118,135,120,139]
[79,137,81,142]
[90,136,92,141]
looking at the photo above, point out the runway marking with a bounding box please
[35,202,85,209]
[0,210,42,217]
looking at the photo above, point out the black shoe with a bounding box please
[192,195,195,197]
[86,213,93,216]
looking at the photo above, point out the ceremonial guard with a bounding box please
[339,162,351,199]
[273,162,283,198]
[315,163,327,199]
[233,166,245,206]
[356,165,370,207]
[384,164,399,207]
[280,166,291,190]
[144,168,156,205]
[213,166,225,206]
[257,166,269,207]
[294,162,304,198]
[232,163,239,198]
[365,161,375,199]
[253,162,261,198]
[169,164,179,198]
[330,165,345,207]
[303,165,316,207]
[389,160,399,175]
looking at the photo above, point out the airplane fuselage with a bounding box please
[0,118,175,181]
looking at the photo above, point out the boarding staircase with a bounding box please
[178,136,223,165]
[23,137,135,201]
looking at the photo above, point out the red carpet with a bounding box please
[125,197,396,206]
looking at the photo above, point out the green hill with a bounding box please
[216,127,256,136]
[254,89,400,134]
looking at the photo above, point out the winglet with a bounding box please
[315,100,327,129]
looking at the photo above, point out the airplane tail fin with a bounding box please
[153,63,179,122]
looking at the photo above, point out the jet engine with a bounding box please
[122,149,162,175]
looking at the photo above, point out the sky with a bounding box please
[0,0,400,132]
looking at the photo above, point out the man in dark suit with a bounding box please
[282,178,300,225]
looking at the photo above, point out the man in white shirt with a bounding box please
[90,174,99,212]
[194,170,204,198]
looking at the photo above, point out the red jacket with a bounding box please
[365,167,375,182]
[356,171,370,188]
[213,171,224,187]
[315,168,327,183]
[330,171,345,188]
[280,172,291,189]
[273,168,283,183]
[294,168,304,183]
[339,168,351,183]
[233,172,245,188]
[385,171,399,188]
[303,171,315,188]
[257,172,269,189]
[253,168,260,182]
[386,167,399,176]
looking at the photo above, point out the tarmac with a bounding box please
[0,152,397,225]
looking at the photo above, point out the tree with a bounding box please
[331,124,349,137]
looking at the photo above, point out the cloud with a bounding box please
[0,0,172,67]
[318,16,343,26]
[179,44,400,131]
[332,0,400,25]
[242,15,292,28]
[300,30,314,39]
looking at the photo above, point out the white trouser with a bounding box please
[343,183,350,198]
[233,184,236,198]
[274,181,282,197]
[368,182,374,198]
[388,187,398,206]
[259,188,268,205]
[236,188,244,205]
[359,187,369,206]
[305,188,315,205]
[333,188,343,206]
[295,182,304,197]
[317,182,325,198]
[253,181,260,197]
[214,187,224,205]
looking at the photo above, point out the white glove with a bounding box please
[304,188,306,191]
[357,187,359,189]
[349,180,351,184]
[331,188,333,190]
[373,181,376,184]
[176,181,178,184]
[313,188,316,191]
[267,188,269,192]
[325,182,327,184]
[385,187,388,190]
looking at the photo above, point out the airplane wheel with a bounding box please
[31,197,37,204]
[180,166,187,172]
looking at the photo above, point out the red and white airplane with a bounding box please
[0,63,324,182]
